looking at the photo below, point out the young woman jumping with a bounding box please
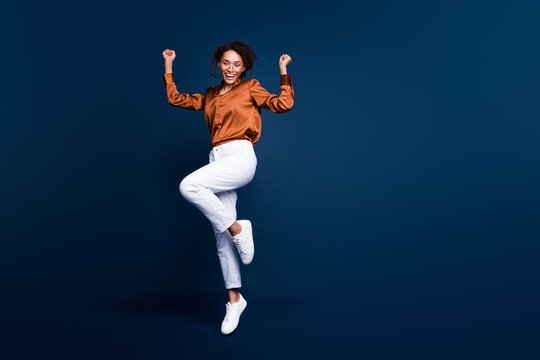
[161,40,294,335]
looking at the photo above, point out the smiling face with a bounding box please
[218,50,246,85]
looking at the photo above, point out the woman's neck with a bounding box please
[221,78,242,91]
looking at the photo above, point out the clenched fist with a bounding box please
[162,49,176,62]
[279,54,292,68]
[279,54,292,75]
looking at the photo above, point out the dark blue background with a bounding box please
[3,0,539,359]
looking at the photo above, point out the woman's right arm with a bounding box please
[162,49,205,111]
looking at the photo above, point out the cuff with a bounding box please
[164,73,175,85]
[280,74,292,86]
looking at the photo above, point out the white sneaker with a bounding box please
[221,293,247,335]
[230,220,254,265]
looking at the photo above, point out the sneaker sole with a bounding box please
[241,220,254,265]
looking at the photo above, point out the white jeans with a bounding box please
[179,140,257,289]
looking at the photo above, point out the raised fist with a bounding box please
[279,54,292,68]
[162,49,176,62]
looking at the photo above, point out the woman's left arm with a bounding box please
[249,54,294,113]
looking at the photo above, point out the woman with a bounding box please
[161,40,294,335]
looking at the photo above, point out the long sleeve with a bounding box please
[249,74,294,113]
[163,73,205,110]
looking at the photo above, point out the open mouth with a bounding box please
[225,73,236,80]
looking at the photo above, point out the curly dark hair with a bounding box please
[209,40,257,80]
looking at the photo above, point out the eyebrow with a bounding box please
[222,58,242,63]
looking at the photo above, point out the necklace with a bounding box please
[220,86,231,95]
[220,78,241,95]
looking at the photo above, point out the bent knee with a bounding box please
[179,176,198,200]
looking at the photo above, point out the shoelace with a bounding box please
[225,303,232,321]
[232,237,245,254]
[224,300,242,321]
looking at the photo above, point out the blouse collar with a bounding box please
[220,78,243,90]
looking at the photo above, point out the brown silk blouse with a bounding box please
[163,73,294,148]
